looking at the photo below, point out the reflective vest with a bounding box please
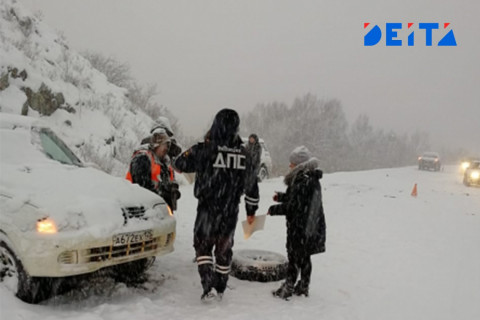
[125,149,174,190]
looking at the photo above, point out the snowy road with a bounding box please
[1,165,479,320]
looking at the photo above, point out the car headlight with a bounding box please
[153,203,174,218]
[36,217,57,234]
[167,205,174,217]
[470,171,480,180]
[461,162,470,170]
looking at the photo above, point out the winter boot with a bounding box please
[272,282,294,300]
[200,289,216,303]
[293,281,309,297]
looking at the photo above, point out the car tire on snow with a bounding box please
[230,249,288,282]
[258,166,269,182]
[0,241,49,304]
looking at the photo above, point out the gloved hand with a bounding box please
[273,191,285,202]
[160,182,181,211]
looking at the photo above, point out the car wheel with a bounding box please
[0,241,47,303]
[111,257,155,284]
[258,166,268,182]
[230,249,288,282]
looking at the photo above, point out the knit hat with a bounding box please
[151,116,174,137]
[289,146,312,165]
[150,127,171,149]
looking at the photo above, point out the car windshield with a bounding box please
[35,128,83,166]
[423,153,438,158]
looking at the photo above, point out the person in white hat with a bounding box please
[268,145,326,300]
[126,127,180,210]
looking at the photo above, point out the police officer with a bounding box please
[174,109,259,301]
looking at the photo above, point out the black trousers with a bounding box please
[285,252,312,287]
[194,199,238,294]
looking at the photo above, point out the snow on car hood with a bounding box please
[1,162,164,232]
[0,127,165,234]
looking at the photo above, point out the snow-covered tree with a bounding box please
[242,94,432,175]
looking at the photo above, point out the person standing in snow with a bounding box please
[126,127,181,211]
[245,133,262,177]
[140,116,182,191]
[268,146,326,300]
[174,108,259,301]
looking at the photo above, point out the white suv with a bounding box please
[0,113,176,303]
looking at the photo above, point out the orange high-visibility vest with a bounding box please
[126,149,174,190]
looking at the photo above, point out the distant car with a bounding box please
[242,137,273,181]
[0,114,176,303]
[463,160,480,187]
[460,157,479,174]
[418,152,441,171]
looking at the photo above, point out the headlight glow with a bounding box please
[36,217,57,234]
[461,162,470,170]
[470,171,480,180]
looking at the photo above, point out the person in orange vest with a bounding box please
[140,116,183,183]
[126,127,180,210]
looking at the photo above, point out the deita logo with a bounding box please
[364,23,457,46]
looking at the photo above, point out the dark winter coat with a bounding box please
[246,134,262,175]
[174,109,259,216]
[269,158,326,256]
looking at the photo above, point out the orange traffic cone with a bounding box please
[411,183,418,197]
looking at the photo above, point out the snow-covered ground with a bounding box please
[1,165,479,320]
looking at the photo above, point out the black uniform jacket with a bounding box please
[269,161,326,256]
[174,110,259,216]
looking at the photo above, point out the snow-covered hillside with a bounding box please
[1,166,479,320]
[0,0,156,176]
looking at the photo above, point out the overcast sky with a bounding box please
[20,0,480,153]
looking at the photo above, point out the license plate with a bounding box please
[112,230,153,247]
